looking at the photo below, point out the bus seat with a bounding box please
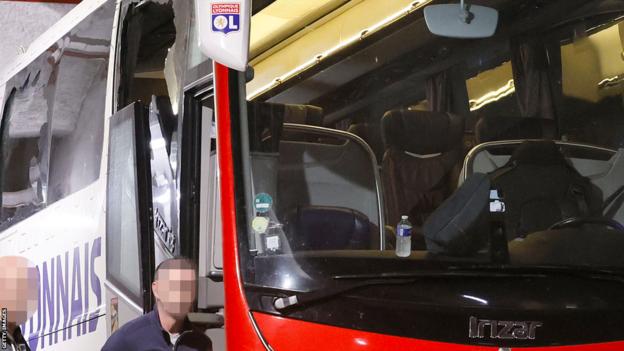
[277,135,380,230]
[475,115,556,144]
[249,101,324,144]
[249,101,323,126]
[248,102,382,248]
[347,122,384,163]
[490,141,603,240]
[282,103,323,125]
[285,206,376,250]
[248,102,326,197]
[381,109,464,246]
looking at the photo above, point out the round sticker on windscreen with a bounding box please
[251,216,270,234]
[254,193,273,213]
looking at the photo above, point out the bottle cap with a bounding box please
[401,215,408,220]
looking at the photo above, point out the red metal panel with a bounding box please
[215,62,266,350]
[253,312,624,351]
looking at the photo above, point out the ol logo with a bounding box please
[211,3,240,34]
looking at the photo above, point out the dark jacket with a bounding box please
[6,326,30,351]
[101,308,211,351]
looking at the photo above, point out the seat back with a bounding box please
[490,141,603,240]
[278,127,380,229]
[347,122,384,163]
[381,110,465,238]
[285,206,376,250]
[247,102,384,250]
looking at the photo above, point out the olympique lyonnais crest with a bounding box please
[212,3,240,34]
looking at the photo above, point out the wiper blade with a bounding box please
[273,266,624,311]
[274,270,540,311]
[454,264,624,282]
[332,269,538,280]
[274,277,417,310]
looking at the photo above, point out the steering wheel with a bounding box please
[549,217,624,232]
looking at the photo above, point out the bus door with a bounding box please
[106,0,225,345]
[104,102,156,331]
[182,69,226,351]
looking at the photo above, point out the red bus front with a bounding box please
[214,0,624,349]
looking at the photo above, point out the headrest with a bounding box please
[475,115,556,144]
[347,123,368,136]
[282,104,323,126]
[248,102,324,152]
[382,110,464,154]
[286,206,371,250]
[509,140,568,167]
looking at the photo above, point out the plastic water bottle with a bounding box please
[395,215,412,257]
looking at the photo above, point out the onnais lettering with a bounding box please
[469,316,543,340]
[20,237,103,351]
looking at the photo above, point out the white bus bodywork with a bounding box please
[0,1,149,349]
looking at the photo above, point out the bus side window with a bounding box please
[0,55,54,229]
[47,3,114,203]
[466,60,520,137]
[0,1,114,230]
[559,20,624,149]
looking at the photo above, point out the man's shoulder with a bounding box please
[101,311,160,350]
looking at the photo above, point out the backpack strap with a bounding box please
[603,185,624,218]
[488,161,516,182]
[569,181,590,216]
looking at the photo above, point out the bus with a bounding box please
[216,0,624,350]
[0,0,229,349]
[3,0,624,350]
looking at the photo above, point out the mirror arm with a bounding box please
[459,0,472,24]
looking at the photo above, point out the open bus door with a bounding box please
[102,0,230,347]
[104,102,156,330]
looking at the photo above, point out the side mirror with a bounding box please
[424,2,498,39]
[195,0,251,71]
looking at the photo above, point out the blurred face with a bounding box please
[152,267,197,319]
[0,256,39,326]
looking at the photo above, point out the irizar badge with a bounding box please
[211,3,240,34]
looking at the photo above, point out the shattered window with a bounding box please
[0,1,114,229]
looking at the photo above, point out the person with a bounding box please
[0,255,40,351]
[101,257,211,351]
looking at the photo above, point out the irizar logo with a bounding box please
[469,316,543,340]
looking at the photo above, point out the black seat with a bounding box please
[381,109,465,245]
[347,122,384,163]
[285,206,375,250]
[490,141,602,240]
[475,115,556,144]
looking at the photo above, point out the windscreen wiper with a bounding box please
[273,269,542,310]
[452,264,624,283]
[273,266,624,311]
